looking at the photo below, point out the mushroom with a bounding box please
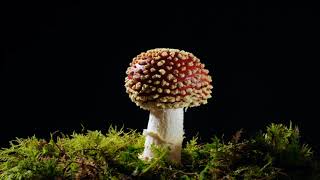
[124,48,213,164]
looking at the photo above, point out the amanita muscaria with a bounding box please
[125,48,213,164]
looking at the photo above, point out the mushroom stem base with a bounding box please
[140,108,184,164]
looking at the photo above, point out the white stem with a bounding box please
[140,108,184,164]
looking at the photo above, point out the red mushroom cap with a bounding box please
[125,48,213,110]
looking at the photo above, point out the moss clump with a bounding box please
[0,123,319,179]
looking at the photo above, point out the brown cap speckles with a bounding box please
[125,48,213,110]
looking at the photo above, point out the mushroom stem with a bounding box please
[140,108,184,164]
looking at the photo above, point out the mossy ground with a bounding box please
[0,123,319,180]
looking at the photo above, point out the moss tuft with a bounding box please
[0,123,319,179]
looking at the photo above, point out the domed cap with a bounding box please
[125,48,213,110]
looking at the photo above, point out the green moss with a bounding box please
[0,123,319,180]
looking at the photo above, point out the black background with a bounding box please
[1,2,319,150]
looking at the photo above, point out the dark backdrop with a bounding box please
[1,2,319,150]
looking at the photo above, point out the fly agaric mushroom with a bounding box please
[125,48,213,163]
